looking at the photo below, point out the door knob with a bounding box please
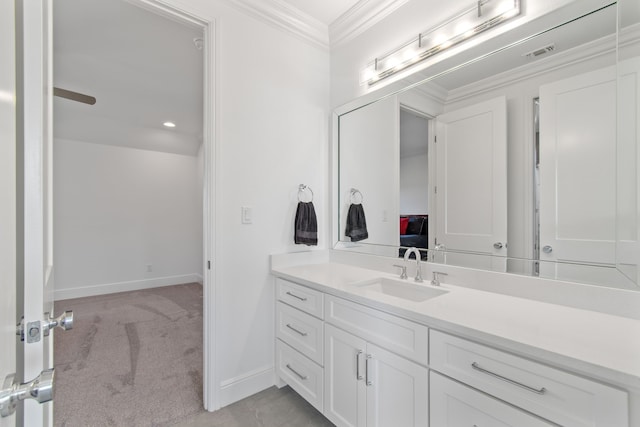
[0,369,55,417]
[542,245,553,254]
[43,310,74,336]
[493,242,504,249]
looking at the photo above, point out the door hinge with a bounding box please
[434,135,437,143]
[434,186,438,194]
[207,260,211,270]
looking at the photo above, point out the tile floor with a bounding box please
[172,385,334,427]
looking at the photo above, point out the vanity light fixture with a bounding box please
[360,0,521,85]
[163,121,176,128]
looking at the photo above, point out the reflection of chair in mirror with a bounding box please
[399,215,428,260]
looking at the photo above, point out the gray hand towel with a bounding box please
[345,203,368,242]
[295,202,318,246]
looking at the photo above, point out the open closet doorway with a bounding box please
[399,107,430,259]
[51,0,212,424]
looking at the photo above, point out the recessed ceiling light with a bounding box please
[163,121,176,128]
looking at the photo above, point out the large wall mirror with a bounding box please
[335,0,640,290]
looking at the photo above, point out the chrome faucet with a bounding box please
[403,247,423,282]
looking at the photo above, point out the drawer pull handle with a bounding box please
[471,362,547,395]
[286,364,308,380]
[356,350,363,380]
[285,323,308,337]
[285,291,307,301]
[365,354,373,386]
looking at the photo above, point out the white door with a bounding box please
[539,67,616,266]
[616,57,640,283]
[18,0,55,425]
[324,325,366,427]
[339,95,400,249]
[0,0,18,426]
[365,343,428,427]
[434,96,508,256]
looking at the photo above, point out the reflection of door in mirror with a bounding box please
[617,0,640,286]
[539,66,616,282]
[433,96,508,265]
[339,95,399,252]
[399,108,429,258]
[617,57,640,285]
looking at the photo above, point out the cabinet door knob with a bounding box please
[365,354,373,386]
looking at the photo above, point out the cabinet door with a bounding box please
[324,324,367,427]
[430,372,555,427]
[365,343,428,427]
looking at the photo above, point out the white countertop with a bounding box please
[272,261,640,391]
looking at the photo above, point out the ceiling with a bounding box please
[284,0,361,26]
[52,0,363,156]
[53,0,204,156]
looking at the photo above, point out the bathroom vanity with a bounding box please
[271,252,639,427]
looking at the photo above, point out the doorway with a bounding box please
[399,107,430,259]
[51,0,211,422]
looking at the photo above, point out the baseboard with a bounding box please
[218,365,275,408]
[54,273,202,300]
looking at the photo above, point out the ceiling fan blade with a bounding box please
[53,87,96,105]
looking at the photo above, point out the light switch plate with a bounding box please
[241,206,252,224]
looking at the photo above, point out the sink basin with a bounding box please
[352,277,448,302]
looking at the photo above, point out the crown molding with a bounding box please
[445,33,616,104]
[227,0,329,49]
[227,0,410,50]
[330,0,410,48]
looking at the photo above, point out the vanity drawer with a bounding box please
[276,301,324,365]
[276,339,323,413]
[324,295,428,365]
[430,330,628,427]
[430,371,555,426]
[276,278,324,319]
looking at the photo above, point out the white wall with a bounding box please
[399,109,429,215]
[53,139,202,299]
[400,154,428,215]
[156,0,330,408]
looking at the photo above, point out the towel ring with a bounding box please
[298,184,314,202]
[350,188,363,204]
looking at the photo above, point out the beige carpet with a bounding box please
[54,283,204,427]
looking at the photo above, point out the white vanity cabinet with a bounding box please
[273,271,631,427]
[275,278,325,412]
[430,330,629,427]
[324,324,429,427]
[323,295,429,427]
[430,371,555,426]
